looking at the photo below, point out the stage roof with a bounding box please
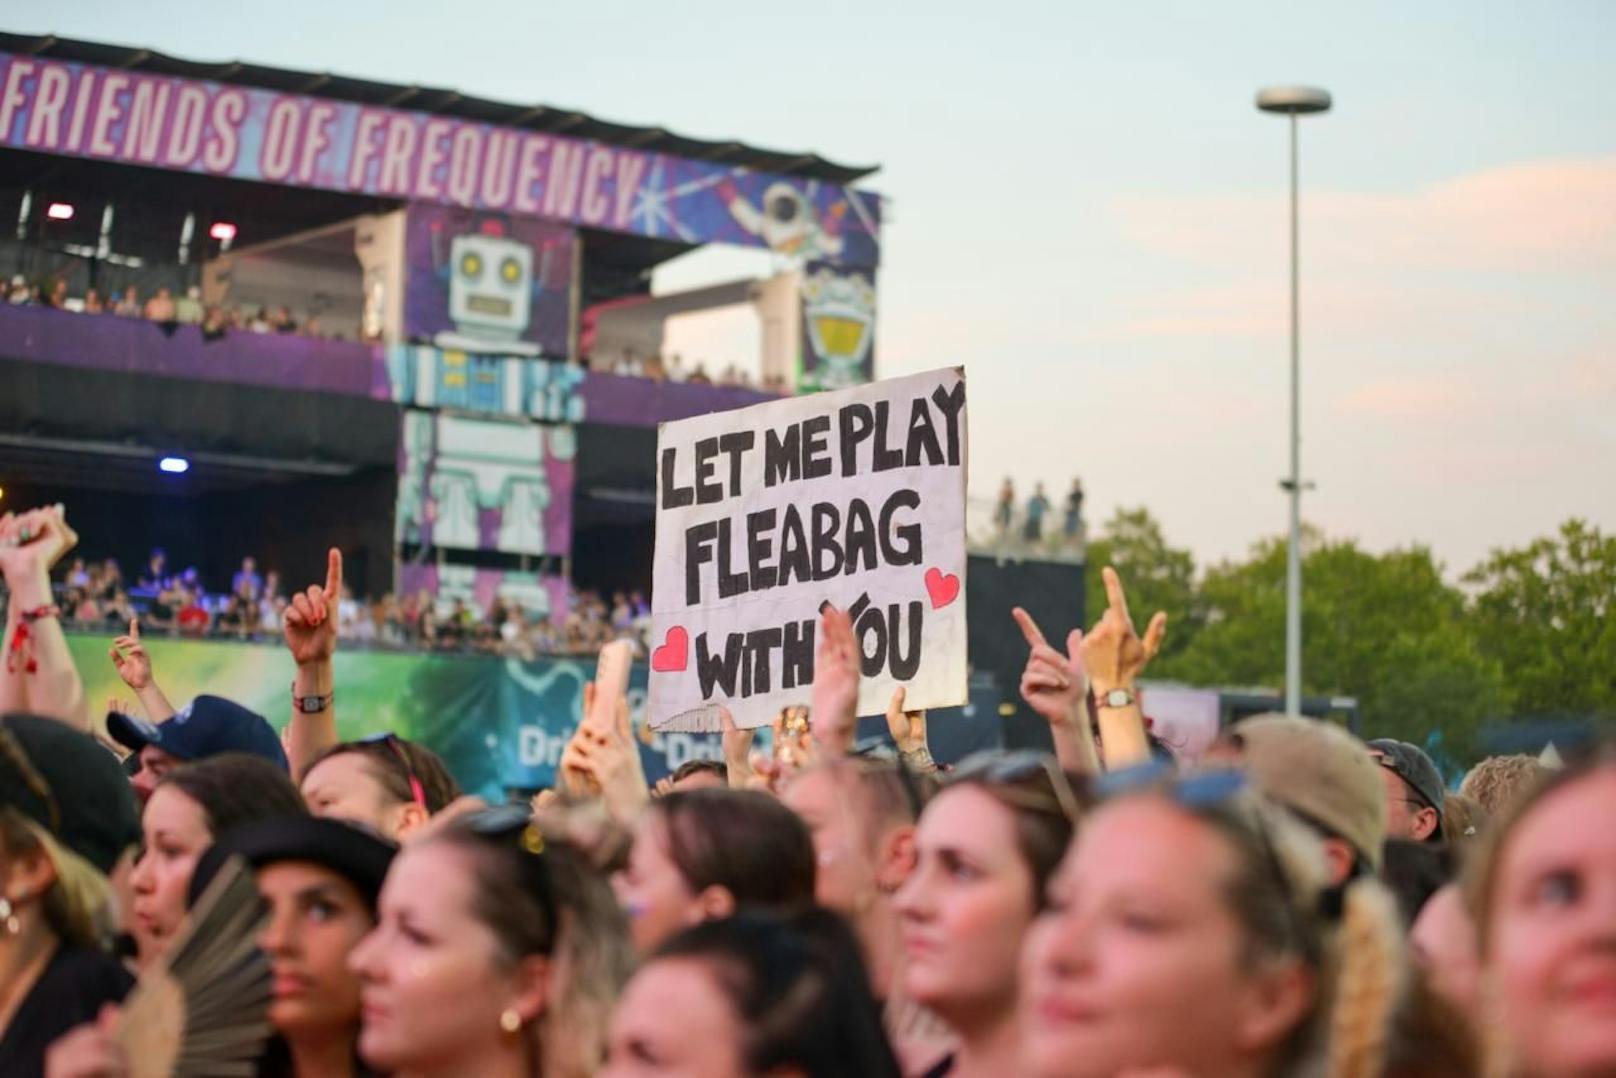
[0,32,880,186]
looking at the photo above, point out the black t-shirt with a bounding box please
[0,944,134,1076]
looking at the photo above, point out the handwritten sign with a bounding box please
[648,368,968,731]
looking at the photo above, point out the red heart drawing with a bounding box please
[924,567,960,610]
[651,626,689,673]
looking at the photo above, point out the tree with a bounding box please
[1170,534,1504,761]
[1084,507,1201,667]
[1464,519,1616,719]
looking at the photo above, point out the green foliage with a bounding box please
[1077,510,1611,763]
[1464,519,1616,718]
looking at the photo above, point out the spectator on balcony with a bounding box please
[175,586,211,635]
[66,558,91,590]
[1063,477,1085,540]
[113,285,140,316]
[82,286,105,314]
[305,314,323,338]
[667,352,687,382]
[96,558,123,601]
[45,278,68,308]
[273,306,298,333]
[259,595,288,635]
[201,305,229,341]
[144,286,177,323]
[232,556,264,602]
[249,307,272,333]
[175,286,204,325]
[138,548,169,591]
[995,478,1015,535]
[103,589,136,630]
[1024,482,1051,542]
[7,275,27,304]
[688,362,713,385]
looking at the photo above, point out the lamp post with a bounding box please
[1256,84,1330,717]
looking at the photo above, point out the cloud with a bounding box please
[1113,155,1616,274]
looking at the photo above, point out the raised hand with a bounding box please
[809,604,859,756]
[0,505,79,601]
[884,685,926,754]
[283,548,342,665]
[1012,606,1086,728]
[108,620,152,691]
[1081,566,1167,692]
[719,705,757,789]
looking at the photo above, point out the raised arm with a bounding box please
[0,506,90,730]
[1081,566,1167,771]
[809,604,860,758]
[283,548,342,780]
[109,619,176,722]
[1012,606,1100,775]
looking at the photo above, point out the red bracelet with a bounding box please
[7,605,61,674]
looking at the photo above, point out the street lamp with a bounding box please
[1256,84,1331,717]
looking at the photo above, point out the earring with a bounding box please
[499,1009,523,1034]
[0,897,17,936]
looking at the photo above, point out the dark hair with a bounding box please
[431,817,632,1076]
[652,908,902,1078]
[943,752,1079,908]
[669,759,727,785]
[651,788,816,911]
[1379,838,1454,928]
[304,737,461,813]
[160,753,306,838]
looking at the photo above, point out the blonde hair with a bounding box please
[1459,754,1548,818]
[1324,880,1405,1078]
[0,808,117,948]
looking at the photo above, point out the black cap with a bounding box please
[108,695,287,771]
[0,714,141,874]
[188,816,397,912]
[1369,739,1446,826]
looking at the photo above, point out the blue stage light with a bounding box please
[159,456,190,474]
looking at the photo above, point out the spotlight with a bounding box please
[158,456,190,474]
[209,222,237,242]
[46,202,74,221]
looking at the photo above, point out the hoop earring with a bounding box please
[499,1009,523,1034]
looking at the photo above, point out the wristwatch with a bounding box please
[1096,687,1137,710]
[292,683,334,714]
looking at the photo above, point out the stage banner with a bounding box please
[0,52,881,267]
[648,367,968,731]
[397,411,574,557]
[68,634,714,798]
[402,205,575,358]
[799,261,877,391]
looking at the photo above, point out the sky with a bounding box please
[12,0,1613,576]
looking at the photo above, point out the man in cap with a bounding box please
[107,694,288,803]
[1368,738,1445,843]
[1209,713,1387,886]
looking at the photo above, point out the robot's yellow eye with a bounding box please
[460,252,483,278]
[500,257,521,283]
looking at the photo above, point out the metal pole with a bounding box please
[1284,113,1303,715]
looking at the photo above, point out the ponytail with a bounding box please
[1324,879,1405,1078]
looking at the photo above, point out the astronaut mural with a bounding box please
[404,204,576,358]
[397,411,575,559]
[798,261,878,390]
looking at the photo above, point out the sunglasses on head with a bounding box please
[950,750,1084,823]
[358,732,426,808]
[461,803,558,932]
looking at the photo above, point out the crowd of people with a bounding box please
[590,349,792,395]
[27,546,649,658]
[7,273,351,343]
[1,499,1613,1077]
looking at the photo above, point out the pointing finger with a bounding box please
[1065,628,1085,667]
[1102,566,1131,626]
[324,547,343,600]
[1141,611,1168,662]
[1011,606,1047,649]
[129,618,140,641]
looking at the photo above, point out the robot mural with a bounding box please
[404,205,576,358]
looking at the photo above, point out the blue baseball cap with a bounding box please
[107,695,288,771]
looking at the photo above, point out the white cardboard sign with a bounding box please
[648,367,969,731]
